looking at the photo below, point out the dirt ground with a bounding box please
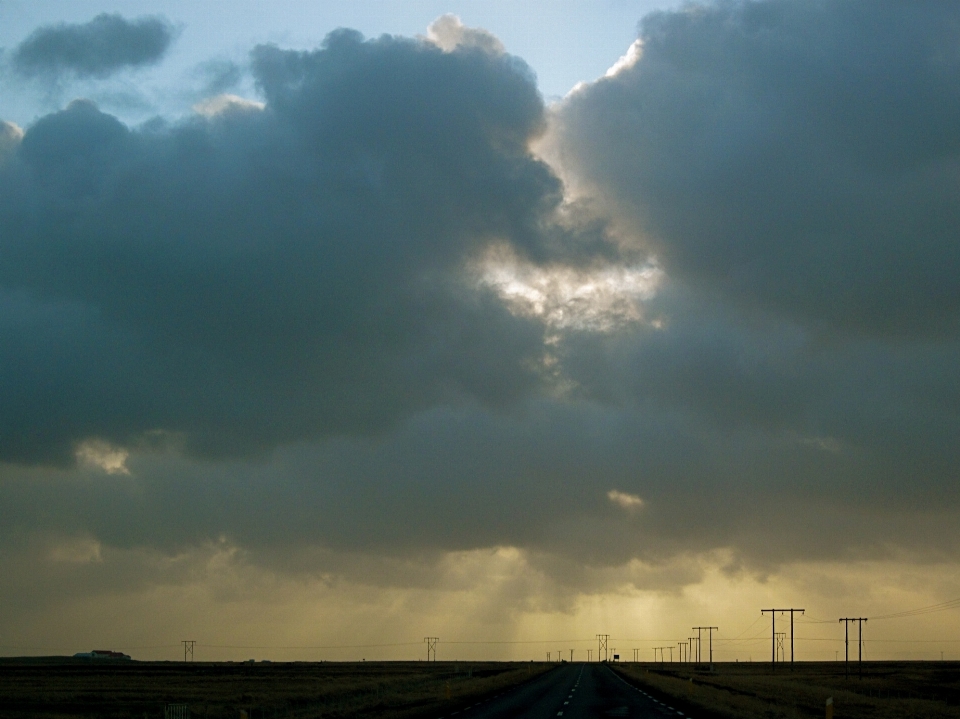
[0,658,551,719]
[615,660,960,719]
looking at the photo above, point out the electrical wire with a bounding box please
[870,596,960,621]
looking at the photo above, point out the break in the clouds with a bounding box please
[11,13,175,80]
[2,1,960,655]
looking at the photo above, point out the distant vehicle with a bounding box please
[73,650,132,660]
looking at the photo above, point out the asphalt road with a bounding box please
[435,663,695,719]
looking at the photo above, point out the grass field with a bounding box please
[0,658,552,719]
[615,661,960,719]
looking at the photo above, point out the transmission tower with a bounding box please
[597,634,610,662]
[182,640,195,662]
[424,637,439,662]
[775,632,786,662]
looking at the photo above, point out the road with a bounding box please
[435,663,695,719]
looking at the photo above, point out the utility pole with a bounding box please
[633,648,640,662]
[693,627,718,667]
[424,637,439,662]
[597,634,610,662]
[653,648,658,662]
[688,637,697,663]
[570,649,574,662]
[182,640,195,662]
[667,646,673,662]
[679,642,685,663]
[839,618,867,679]
[587,649,593,662]
[547,652,551,662]
[762,609,804,670]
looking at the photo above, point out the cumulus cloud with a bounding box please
[0,29,619,465]
[553,0,960,337]
[11,13,176,80]
[426,15,505,55]
[545,2,960,480]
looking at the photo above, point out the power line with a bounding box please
[444,639,593,644]
[870,597,960,621]
[726,614,765,640]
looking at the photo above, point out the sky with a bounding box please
[1,0,959,663]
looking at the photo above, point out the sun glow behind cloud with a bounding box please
[192,93,264,117]
[475,248,663,333]
[607,489,644,512]
[75,440,131,475]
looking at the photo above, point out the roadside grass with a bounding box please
[0,659,553,719]
[614,661,960,719]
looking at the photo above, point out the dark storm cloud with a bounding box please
[554,0,960,336]
[0,30,613,464]
[560,283,960,485]
[3,387,959,604]
[3,1,960,598]
[11,13,175,79]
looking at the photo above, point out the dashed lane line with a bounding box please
[607,667,695,719]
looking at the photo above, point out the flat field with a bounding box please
[0,658,550,719]
[616,661,960,719]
